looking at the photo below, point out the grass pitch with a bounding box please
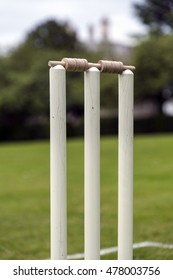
[0,135,173,259]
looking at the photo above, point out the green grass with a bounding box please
[0,135,173,259]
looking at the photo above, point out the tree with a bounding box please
[132,35,173,112]
[0,19,87,140]
[0,18,122,140]
[24,19,80,50]
[134,0,173,34]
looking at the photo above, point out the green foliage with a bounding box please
[0,19,119,140]
[132,35,173,99]
[0,20,86,136]
[23,19,80,51]
[134,0,173,34]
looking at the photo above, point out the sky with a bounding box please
[0,0,146,52]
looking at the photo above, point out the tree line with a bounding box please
[0,0,173,140]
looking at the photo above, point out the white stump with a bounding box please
[118,70,134,260]
[49,65,67,259]
[84,67,100,260]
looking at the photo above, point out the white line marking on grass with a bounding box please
[67,241,173,259]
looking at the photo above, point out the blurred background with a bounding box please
[1,0,173,141]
